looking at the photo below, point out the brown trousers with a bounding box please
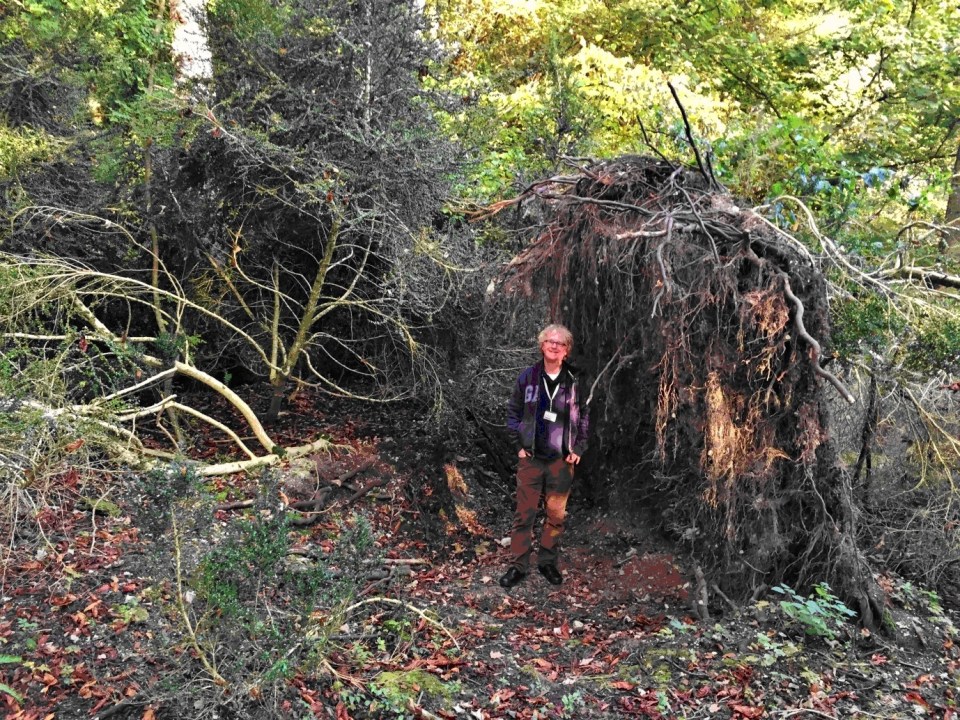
[509,456,574,572]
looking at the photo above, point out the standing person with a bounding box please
[500,324,589,588]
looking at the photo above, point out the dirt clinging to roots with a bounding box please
[494,156,882,621]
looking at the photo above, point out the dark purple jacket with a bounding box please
[507,360,589,458]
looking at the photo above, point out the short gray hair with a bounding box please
[537,323,573,352]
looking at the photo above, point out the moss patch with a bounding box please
[375,669,457,707]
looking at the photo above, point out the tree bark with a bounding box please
[266,213,341,421]
[946,139,960,246]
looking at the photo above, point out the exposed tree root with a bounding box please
[491,155,884,620]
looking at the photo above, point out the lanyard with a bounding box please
[543,375,561,413]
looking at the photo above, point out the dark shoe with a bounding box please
[538,564,563,586]
[499,567,526,588]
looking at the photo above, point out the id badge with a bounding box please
[543,410,558,423]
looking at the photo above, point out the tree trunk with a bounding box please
[264,213,341,422]
[171,0,213,84]
[946,139,960,246]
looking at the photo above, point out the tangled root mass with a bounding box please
[499,156,882,621]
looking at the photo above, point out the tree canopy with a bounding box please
[427,0,960,234]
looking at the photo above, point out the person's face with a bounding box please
[541,333,569,364]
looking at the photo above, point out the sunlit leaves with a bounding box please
[208,0,291,43]
[0,126,65,180]
[2,0,175,116]
[429,0,959,220]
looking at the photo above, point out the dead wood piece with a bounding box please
[342,476,390,507]
[875,265,960,289]
[94,698,147,720]
[321,457,376,487]
[215,499,255,512]
[692,563,710,621]
[288,514,324,527]
[711,583,737,612]
[407,699,443,720]
[289,486,333,510]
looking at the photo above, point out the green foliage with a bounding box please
[833,286,960,375]
[187,509,380,688]
[340,669,458,720]
[91,84,192,183]
[194,514,292,618]
[0,126,65,180]
[208,0,289,41]
[3,0,175,117]
[427,0,959,246]
[0,682,24,704]
[749,631,801,667]
[905,315,960,375]
[830,291,905,360]
[140,460,202,530]
[898,582,944,617]
[560,690,586,717]
[154,331,202,361]
[771,583,856,640]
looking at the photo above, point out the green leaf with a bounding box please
[0,683,23,702]
[0,655,21,664]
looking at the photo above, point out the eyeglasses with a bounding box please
[543,340,568,347]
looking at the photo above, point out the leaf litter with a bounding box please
[1,393,958,719]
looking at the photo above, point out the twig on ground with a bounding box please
[692,563,710,621]
[289,487,333,510]
[342,477,390,507]
[214,499,255,512]
[344,597,460,652]
[171,512,228,686]
[407,699,443,720]
[322,457,376,487]
[93,698,148,720]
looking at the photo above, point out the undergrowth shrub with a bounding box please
[0,394,106,544]
[772,583,856,641]
[182,507,380,697]
[905,315,960,374]
[0,334,147,545]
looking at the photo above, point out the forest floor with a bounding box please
[1,391,958,719]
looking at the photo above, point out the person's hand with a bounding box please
[518,449,529,458]
[565,453,581,465]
